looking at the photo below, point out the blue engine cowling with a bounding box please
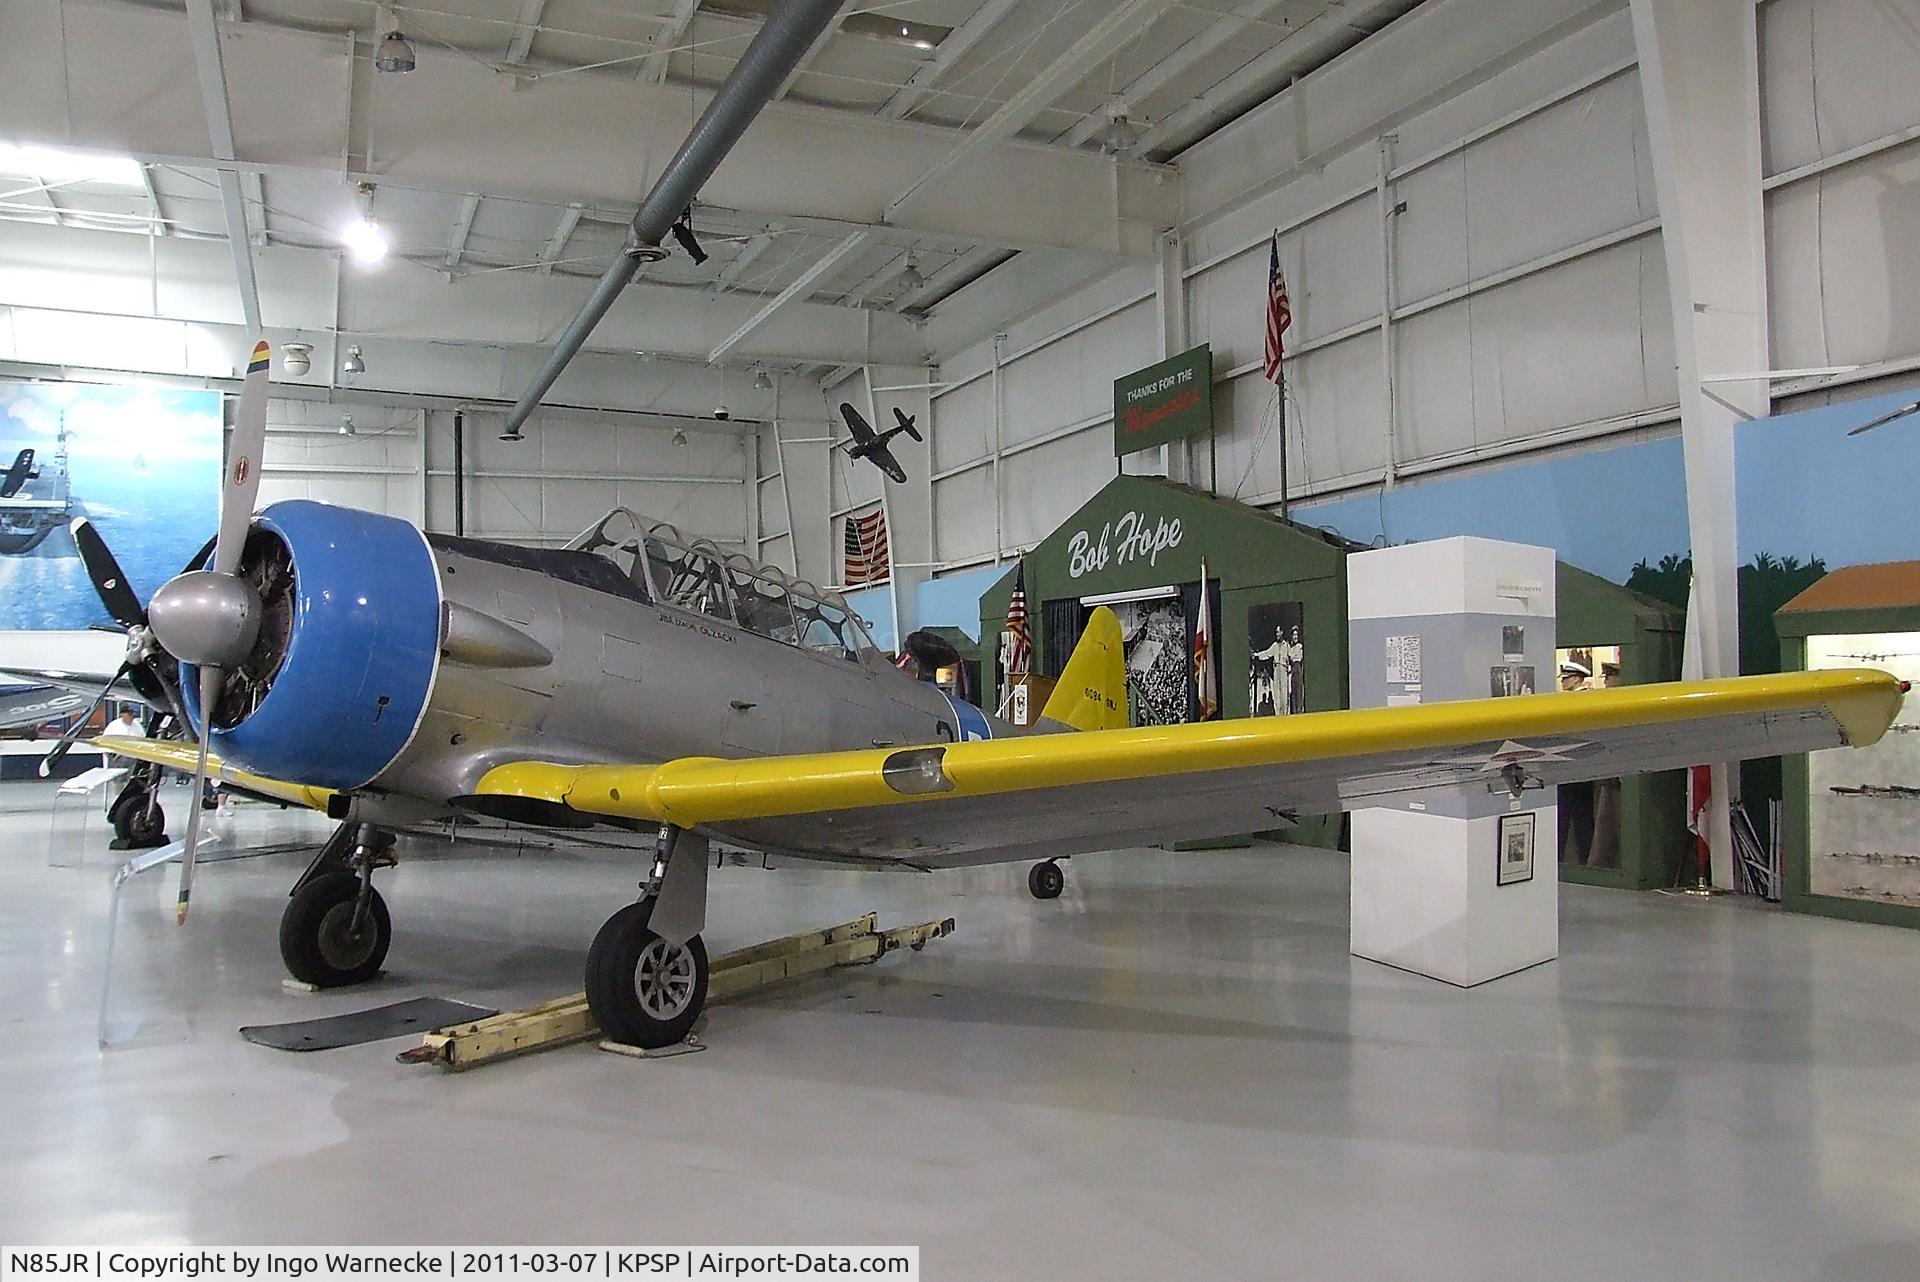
[182,500,442,791]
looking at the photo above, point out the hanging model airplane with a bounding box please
[77,338,1907,1046]
[838,402,922,484]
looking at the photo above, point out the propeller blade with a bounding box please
[71,519,147,629]
[36,662,132,777]
[211,339,271,576]
[174,665,222,925]
[1846,398,1920,437]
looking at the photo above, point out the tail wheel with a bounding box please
[280,871,391,987]
[586,900,709,1048]
[1028,860,1064,900]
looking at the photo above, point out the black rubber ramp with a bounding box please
[241,998,496,1051]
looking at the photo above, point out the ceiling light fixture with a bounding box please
[898,257,926,291]
[1100,97,1142,156]
[281,343,313,376]
[339,415,356,436]
[754,371,773,391]
[342,181,389,266]
[341,344,366,377]
[375,28,417,73]
[672,428,689,448]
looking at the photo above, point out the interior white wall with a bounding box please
[256,398,754,548]
[899,0,1920,596]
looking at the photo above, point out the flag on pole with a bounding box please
[842,506,889,587]
[1193,561,1218,719]
[1263,232,1291,384]
[1005,563,1032,676]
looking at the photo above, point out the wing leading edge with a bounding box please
[476,669,1903,863]
[93,736,336,812]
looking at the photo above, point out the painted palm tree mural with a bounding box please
[1627,550,1831,836]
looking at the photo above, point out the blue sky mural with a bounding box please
[1293,384,1920,582]
[0,381,221,630]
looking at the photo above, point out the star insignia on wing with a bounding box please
[1436,739,1591,772]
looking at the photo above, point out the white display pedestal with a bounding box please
[1347,537,1559,987]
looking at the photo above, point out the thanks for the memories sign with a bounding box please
[1113,344,1213,457]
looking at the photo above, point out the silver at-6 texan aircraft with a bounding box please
[57,0,1907,1048]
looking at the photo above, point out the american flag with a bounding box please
[1263,232,1291,384]
[842,506,889,587]
[1004,563,1032,675]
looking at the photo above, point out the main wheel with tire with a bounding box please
[1028,860,1064,900]
[279,871,391,987]
[114,794,165,844]
[585,900,709,1049]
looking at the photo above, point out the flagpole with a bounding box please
[1276,367,1289,522]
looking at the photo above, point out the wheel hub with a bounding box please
[316,901,378,970]
[632,937,697,1020]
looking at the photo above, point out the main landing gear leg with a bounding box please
[279,821,396,987]
[1028,859,1065,900]
[586,825,712,1048]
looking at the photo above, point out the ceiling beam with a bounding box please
[709,230,869,363]
[881,0,1020,120]
[772,9,849,101]
[444,193,481,269]
[182,0,262,330]
[885,0,1174,224]
[641,0,701,84]
[19,178,66,226]
[538,202,584,272]
[139,165,169,236]
[1135,0,1412,155]
[710,228,779,293]
[241,169,267,245]
[503,0,546,65]
[1056,0,1282,148]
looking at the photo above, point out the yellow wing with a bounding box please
[93,736,337,812]
[477,669,1903,867]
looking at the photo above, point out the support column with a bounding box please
[1155,230,1190,484]
[1630,0,1769,888]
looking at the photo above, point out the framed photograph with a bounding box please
[1502,625,1526,660]
[1489,664,1536,698]
[1497,812,1536,886]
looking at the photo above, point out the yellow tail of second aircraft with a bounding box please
[1038,605,1130,732]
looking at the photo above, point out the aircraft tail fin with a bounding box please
[1,448,34,498]
[1038,606,1129,732]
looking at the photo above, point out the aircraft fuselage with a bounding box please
[184,501,1003,846]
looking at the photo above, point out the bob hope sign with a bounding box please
[1114,344,1213,457]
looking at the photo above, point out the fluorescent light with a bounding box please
[0,143,142,188]
[342,215,389,265]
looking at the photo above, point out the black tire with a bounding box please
[586,900,709,1049]
[279,871,391,987]
[1028,860,1064,900]
[111,788,164,844]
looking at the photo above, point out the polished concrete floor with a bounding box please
[5,779,1920,1280]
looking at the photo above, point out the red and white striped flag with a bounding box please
[1004,563,1032,676]
[842,506,889,587]
[1263,232,1291,384]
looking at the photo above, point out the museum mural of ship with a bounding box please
[0,423,81,557]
